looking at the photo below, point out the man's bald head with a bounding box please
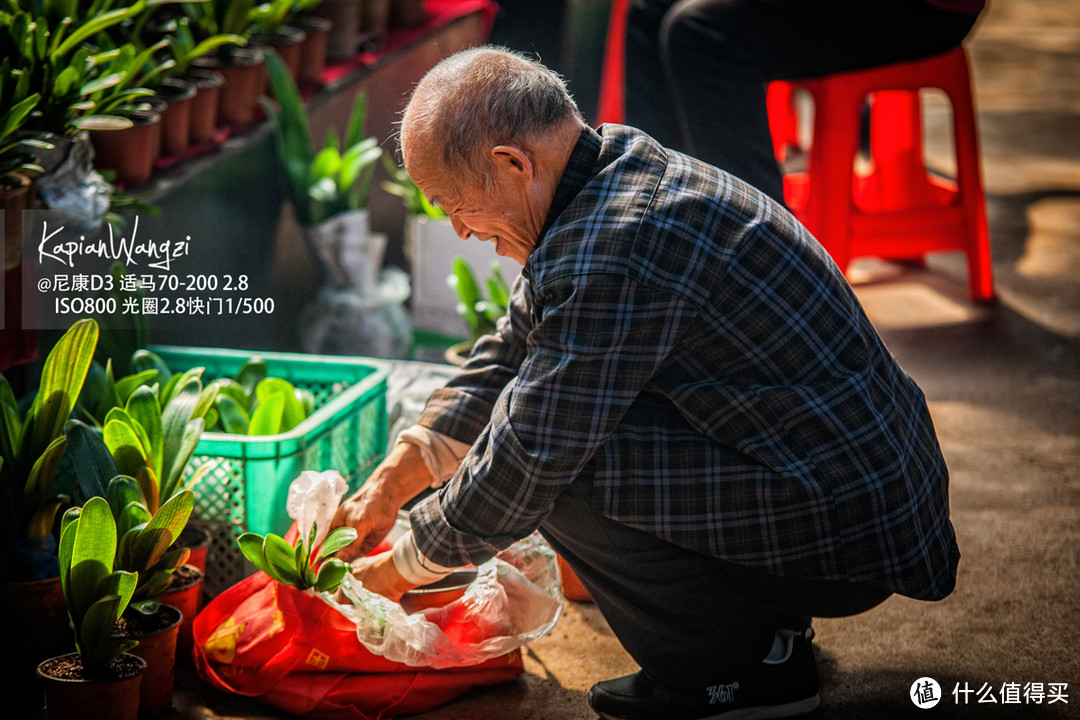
[401,46,584,191]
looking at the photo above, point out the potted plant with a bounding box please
[164,15,247,146]
[66,345,219,679]
[0,319,101,713]
[0,73,49,271]
[263,50,383,290]
[292,0,333,86]
[308,0,362,61]
[82,40,172,187]
[36,496,146,720]
[444,256,511,366]
[238,521,356,593]
[185,0,266,129]
[249,0,307,83]
[64,413,205,717]
[0,5,157,228]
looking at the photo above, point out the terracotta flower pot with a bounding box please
[0,171,31,270]
[297,16,332,85]
[359,0,391,39]
[37,652,146,720]
[194,47,267,130]
[89,110,161,188]
[159,565,205,664]
[311,0,361,60]
[186,69,224,145]
[256,26,307,85]
[173,524,212,576]
[114,604,182,719]
[156,78,197,157]
[1,574,74,715]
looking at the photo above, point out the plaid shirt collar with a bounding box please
[535,124,603,249]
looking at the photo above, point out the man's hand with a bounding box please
[348,551,417,602]
[331,441,434,561]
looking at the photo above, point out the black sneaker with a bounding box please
[587,630,820,720]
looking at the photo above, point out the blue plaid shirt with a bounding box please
[411,125,959,601]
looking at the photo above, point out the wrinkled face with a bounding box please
[402,131,545,266]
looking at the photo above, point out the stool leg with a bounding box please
[948,78,996,303]
[802,81,859,274]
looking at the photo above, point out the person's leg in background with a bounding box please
[623,0,982,205]
[540,475,890,718]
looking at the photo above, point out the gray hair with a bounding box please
[403,46,583,191]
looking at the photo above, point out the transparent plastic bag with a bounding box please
[289,470,564,670]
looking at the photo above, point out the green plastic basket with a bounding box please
[151,346,391,596]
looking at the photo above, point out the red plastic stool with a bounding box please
[775,46,995,303]
[596,0,631,125]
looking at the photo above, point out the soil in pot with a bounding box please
[1,172,30,270]
[114,604,182,719]
[89,110,161,188]
[159,564,205,664]
[37,652,146,720]
[186,69,224,145]
[156,78,196,157]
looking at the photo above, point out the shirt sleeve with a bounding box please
[409,272,699,567]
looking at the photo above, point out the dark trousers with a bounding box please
[539,477,890,687]
[624,0,983,204]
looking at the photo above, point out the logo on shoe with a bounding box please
[707,682,740,704]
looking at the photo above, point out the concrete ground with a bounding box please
[172,1,1079,718]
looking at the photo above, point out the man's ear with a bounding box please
[490,145,534,180]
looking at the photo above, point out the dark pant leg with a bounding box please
[540,477,890,687]
[625,0,982,204]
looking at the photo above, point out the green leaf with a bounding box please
[213,394,250,434]
[23,435,67,518]
[315,559,347,592]
[263,533,302,586]
[64,419,120,501]
[105,476,146,520]
[125,386,163,478]
[232,359,267,401]
[68,497,117,628]
[248,393,284,436]
[19,319,98,476]
[255,378,305,432]
[115,370,160,408]
[103,416,151,479]
[128,490,193,573]
[131,349,173,384]
[316,526,358,561]
[161,417,204,502]
[238,532,271,572]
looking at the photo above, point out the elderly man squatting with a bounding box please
[332,46,959,720]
